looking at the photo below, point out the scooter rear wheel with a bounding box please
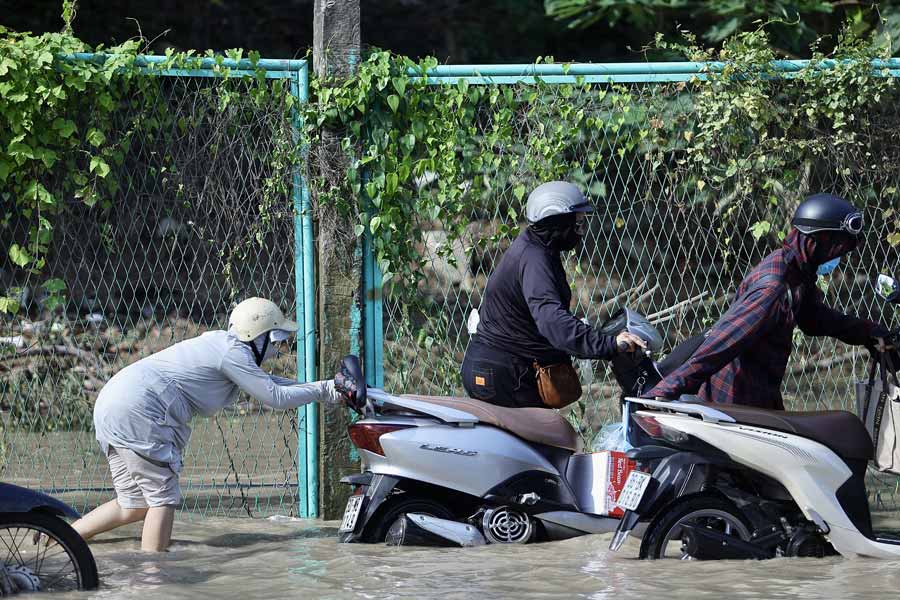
[365,497,455,543]
[639,494,754,560]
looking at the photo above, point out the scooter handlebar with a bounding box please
[335,355,367,413]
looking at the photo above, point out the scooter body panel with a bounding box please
[367,420,559,498]
[646,410,900,559]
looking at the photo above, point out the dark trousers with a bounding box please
[461,341,543,408]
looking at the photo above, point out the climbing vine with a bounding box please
[0,13,298,315]
[305,26,900,302]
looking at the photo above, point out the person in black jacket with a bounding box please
[461,181,646,408]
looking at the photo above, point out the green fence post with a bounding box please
[363,228,384,389]
[300,61,319,519]
[291,62,318,518]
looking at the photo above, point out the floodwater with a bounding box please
[53,515,900,600]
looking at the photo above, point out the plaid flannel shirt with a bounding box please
[647,230,878,409]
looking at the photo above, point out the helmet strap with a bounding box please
[245,337,269,366]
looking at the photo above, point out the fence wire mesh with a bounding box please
[0,66,307,517]
[378,77,900,511]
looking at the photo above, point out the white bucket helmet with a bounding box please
[228,297,298,342]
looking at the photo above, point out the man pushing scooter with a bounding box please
[73,298,341,552]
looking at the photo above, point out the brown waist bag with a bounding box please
[533,361,583,409]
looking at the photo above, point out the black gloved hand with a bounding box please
[334,371,360,410]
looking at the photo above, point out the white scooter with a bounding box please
[333,309,673,547]
[609,274,900,560]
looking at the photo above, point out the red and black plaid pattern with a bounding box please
[647,230,878,409]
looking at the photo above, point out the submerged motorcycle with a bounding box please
[334,308,681,547]
[0,483,98,594]
[609,275,900,560]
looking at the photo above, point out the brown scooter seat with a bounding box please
[704,403,873,461]
[403,395,580,452]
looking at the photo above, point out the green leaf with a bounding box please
[386,95,400,113]
[513,185,527,201]
[0,161,9,182]
[370,216,383,233]
[39,148,58,169]
[86,128,106,147]
[9,243,31,267]
[89,156,110,178]
[25,181,55,206]
[0,58,15,76]
[43,278,67,293]
[749,220,772,241]
[52,118,76,138]
[392,77,407,96]
[0,296,21,315]
[385,173,399,195]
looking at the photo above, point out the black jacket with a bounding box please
[474,228,618,364]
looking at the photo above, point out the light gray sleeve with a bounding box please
[219,346,340,409]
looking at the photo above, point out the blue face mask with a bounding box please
[817,256,841,276]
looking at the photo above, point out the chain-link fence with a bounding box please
[373,67,900,511]
[0,57,313,517]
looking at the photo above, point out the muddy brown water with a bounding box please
[47,515,900,600]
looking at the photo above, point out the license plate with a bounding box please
[616,471,652,512]
[339,495,364,532]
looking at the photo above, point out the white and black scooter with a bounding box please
[609,274,900,560]
[333,309,683,547]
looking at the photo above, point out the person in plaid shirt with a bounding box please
[647,193,891,410]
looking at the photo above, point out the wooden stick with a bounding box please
[632,282,661,309]
[646,291,709,321]
[2,345,104,369]
[596,280,649,317]
[649,313,678,326]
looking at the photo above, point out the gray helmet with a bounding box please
[792,193,864,236]
[525,181,594,224]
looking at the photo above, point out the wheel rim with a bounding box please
[0,524,82,593]
[659,508,752,560]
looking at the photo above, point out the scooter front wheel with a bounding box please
[0,511,99,593]
[639,494,754,560]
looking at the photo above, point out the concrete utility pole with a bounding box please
[313,0,362,519]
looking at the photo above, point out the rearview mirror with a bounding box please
[876,274,900,304]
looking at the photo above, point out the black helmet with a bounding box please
[792,193,864,236]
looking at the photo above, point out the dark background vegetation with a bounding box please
[4,0,900,63]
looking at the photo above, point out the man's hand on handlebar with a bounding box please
[616,331,648,354]
[334,371,362,411]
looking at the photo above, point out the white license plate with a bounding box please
[616,471,652,512]
[339,495,364,532]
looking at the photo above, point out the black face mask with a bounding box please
[557,225,582,251]
[530,214,582,252]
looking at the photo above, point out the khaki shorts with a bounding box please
[106,446,182,509]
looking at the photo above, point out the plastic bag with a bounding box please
[593,422,627,452]
[593,406,635,452]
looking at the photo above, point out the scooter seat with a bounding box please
[706,403,874,461]
[402,395,580,452]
